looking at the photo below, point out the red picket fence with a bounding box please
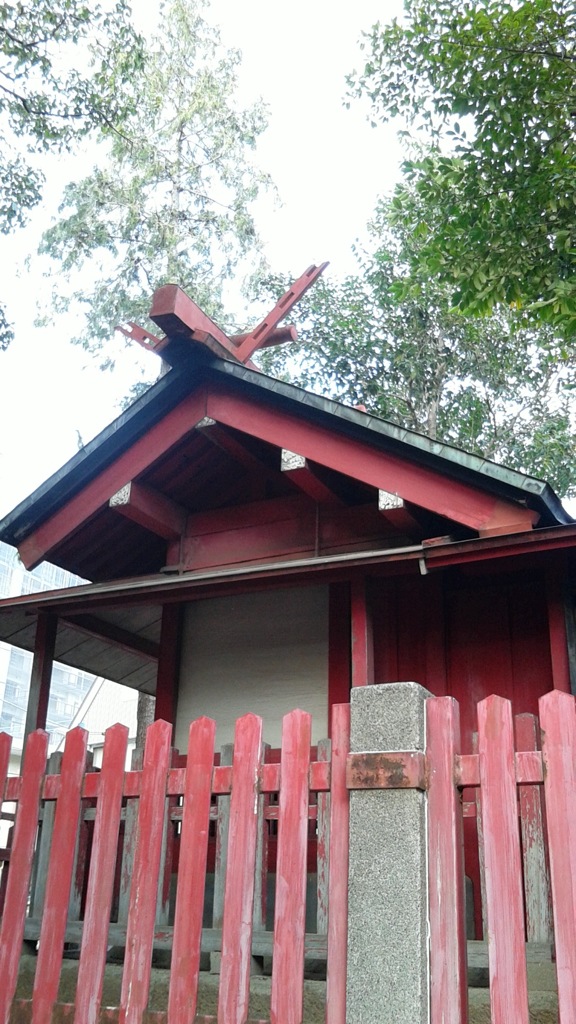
[1,689,576,1023]
[0,706,350,1024]
[427,690,573,1024]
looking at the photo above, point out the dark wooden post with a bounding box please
[154,604,183,725]
[24,613,57,743]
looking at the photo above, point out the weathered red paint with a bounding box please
[270,710,311,1024]
[0,731,48,1024]
[32,727,88,1024]
[515,713,552,944]
[539,690,576,1019]
[120,719,173,1024]
[477,695,529,1023]
[218,713,263,1024]
[74,724,128,1024]
[426,697,468,1024]
[326,703,350,1024]
[168,716,216,1023]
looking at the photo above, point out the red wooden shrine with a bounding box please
[0,267,575,938]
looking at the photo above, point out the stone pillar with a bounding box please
[346,682,431,1024]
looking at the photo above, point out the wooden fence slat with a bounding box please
[217,714,263,1024]
[0,730,48,1024]
[168,716,216,1024]
[316,738,330,936]
[117,746,143,925]
[120,719,173,1024]
[539,690,576,1021]
[325,704,349,1024]
[515,713,552,943]
[212,744,234,931]
[427,697,468,1024]
[477,695,529,1024]
[29,750,62,921]
[74,724,129,1024]
[32,727,89,1024]
[270,709,312,1024]
[471,732,487,938]
[253,742,270,938]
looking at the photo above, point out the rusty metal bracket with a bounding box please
[346,751,428,791]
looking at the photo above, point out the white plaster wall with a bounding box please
[175,585,329,752]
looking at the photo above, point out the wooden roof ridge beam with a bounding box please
[109,481,188,540]
[281,450,343,506]
[61,613,160,662]
[149,284,238,362]
[378,490,424,539]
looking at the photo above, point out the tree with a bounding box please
[38,0,271,371]
[257,201,576,497]
[348,0,576,330]
[0,0,143,349]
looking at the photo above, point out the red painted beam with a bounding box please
[206,389,538,535]
[109,480,187,541]
[328,583,351,727]
[154,605,183,725]
[17,391,208,570]
[350,579,374,688]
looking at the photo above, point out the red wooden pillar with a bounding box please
[546,571,571,693]
[328,583,351,733]
[350,578,374,688]
[154,604,184,726]
[24,612,57,742]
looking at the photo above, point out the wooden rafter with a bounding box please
[206,389,539,537]
[281,450,343,506]
[109,481,187,541]
[378,490,424,539]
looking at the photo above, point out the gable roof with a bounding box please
[0,346,572,582]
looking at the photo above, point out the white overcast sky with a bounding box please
[0,0,405,518]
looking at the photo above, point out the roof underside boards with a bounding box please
[0,352,572,581]
[0,603,161,692]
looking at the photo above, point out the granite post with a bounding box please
[346,682,431,1024]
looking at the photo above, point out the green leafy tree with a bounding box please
[348,0,576,330]
[39,0,271,370]
[258,201,576,496]
[0,0,143,348]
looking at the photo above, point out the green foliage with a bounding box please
[348,0,576,331]
[0,0,143,348]
[257,202,576,497]
[38,0,271,368]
